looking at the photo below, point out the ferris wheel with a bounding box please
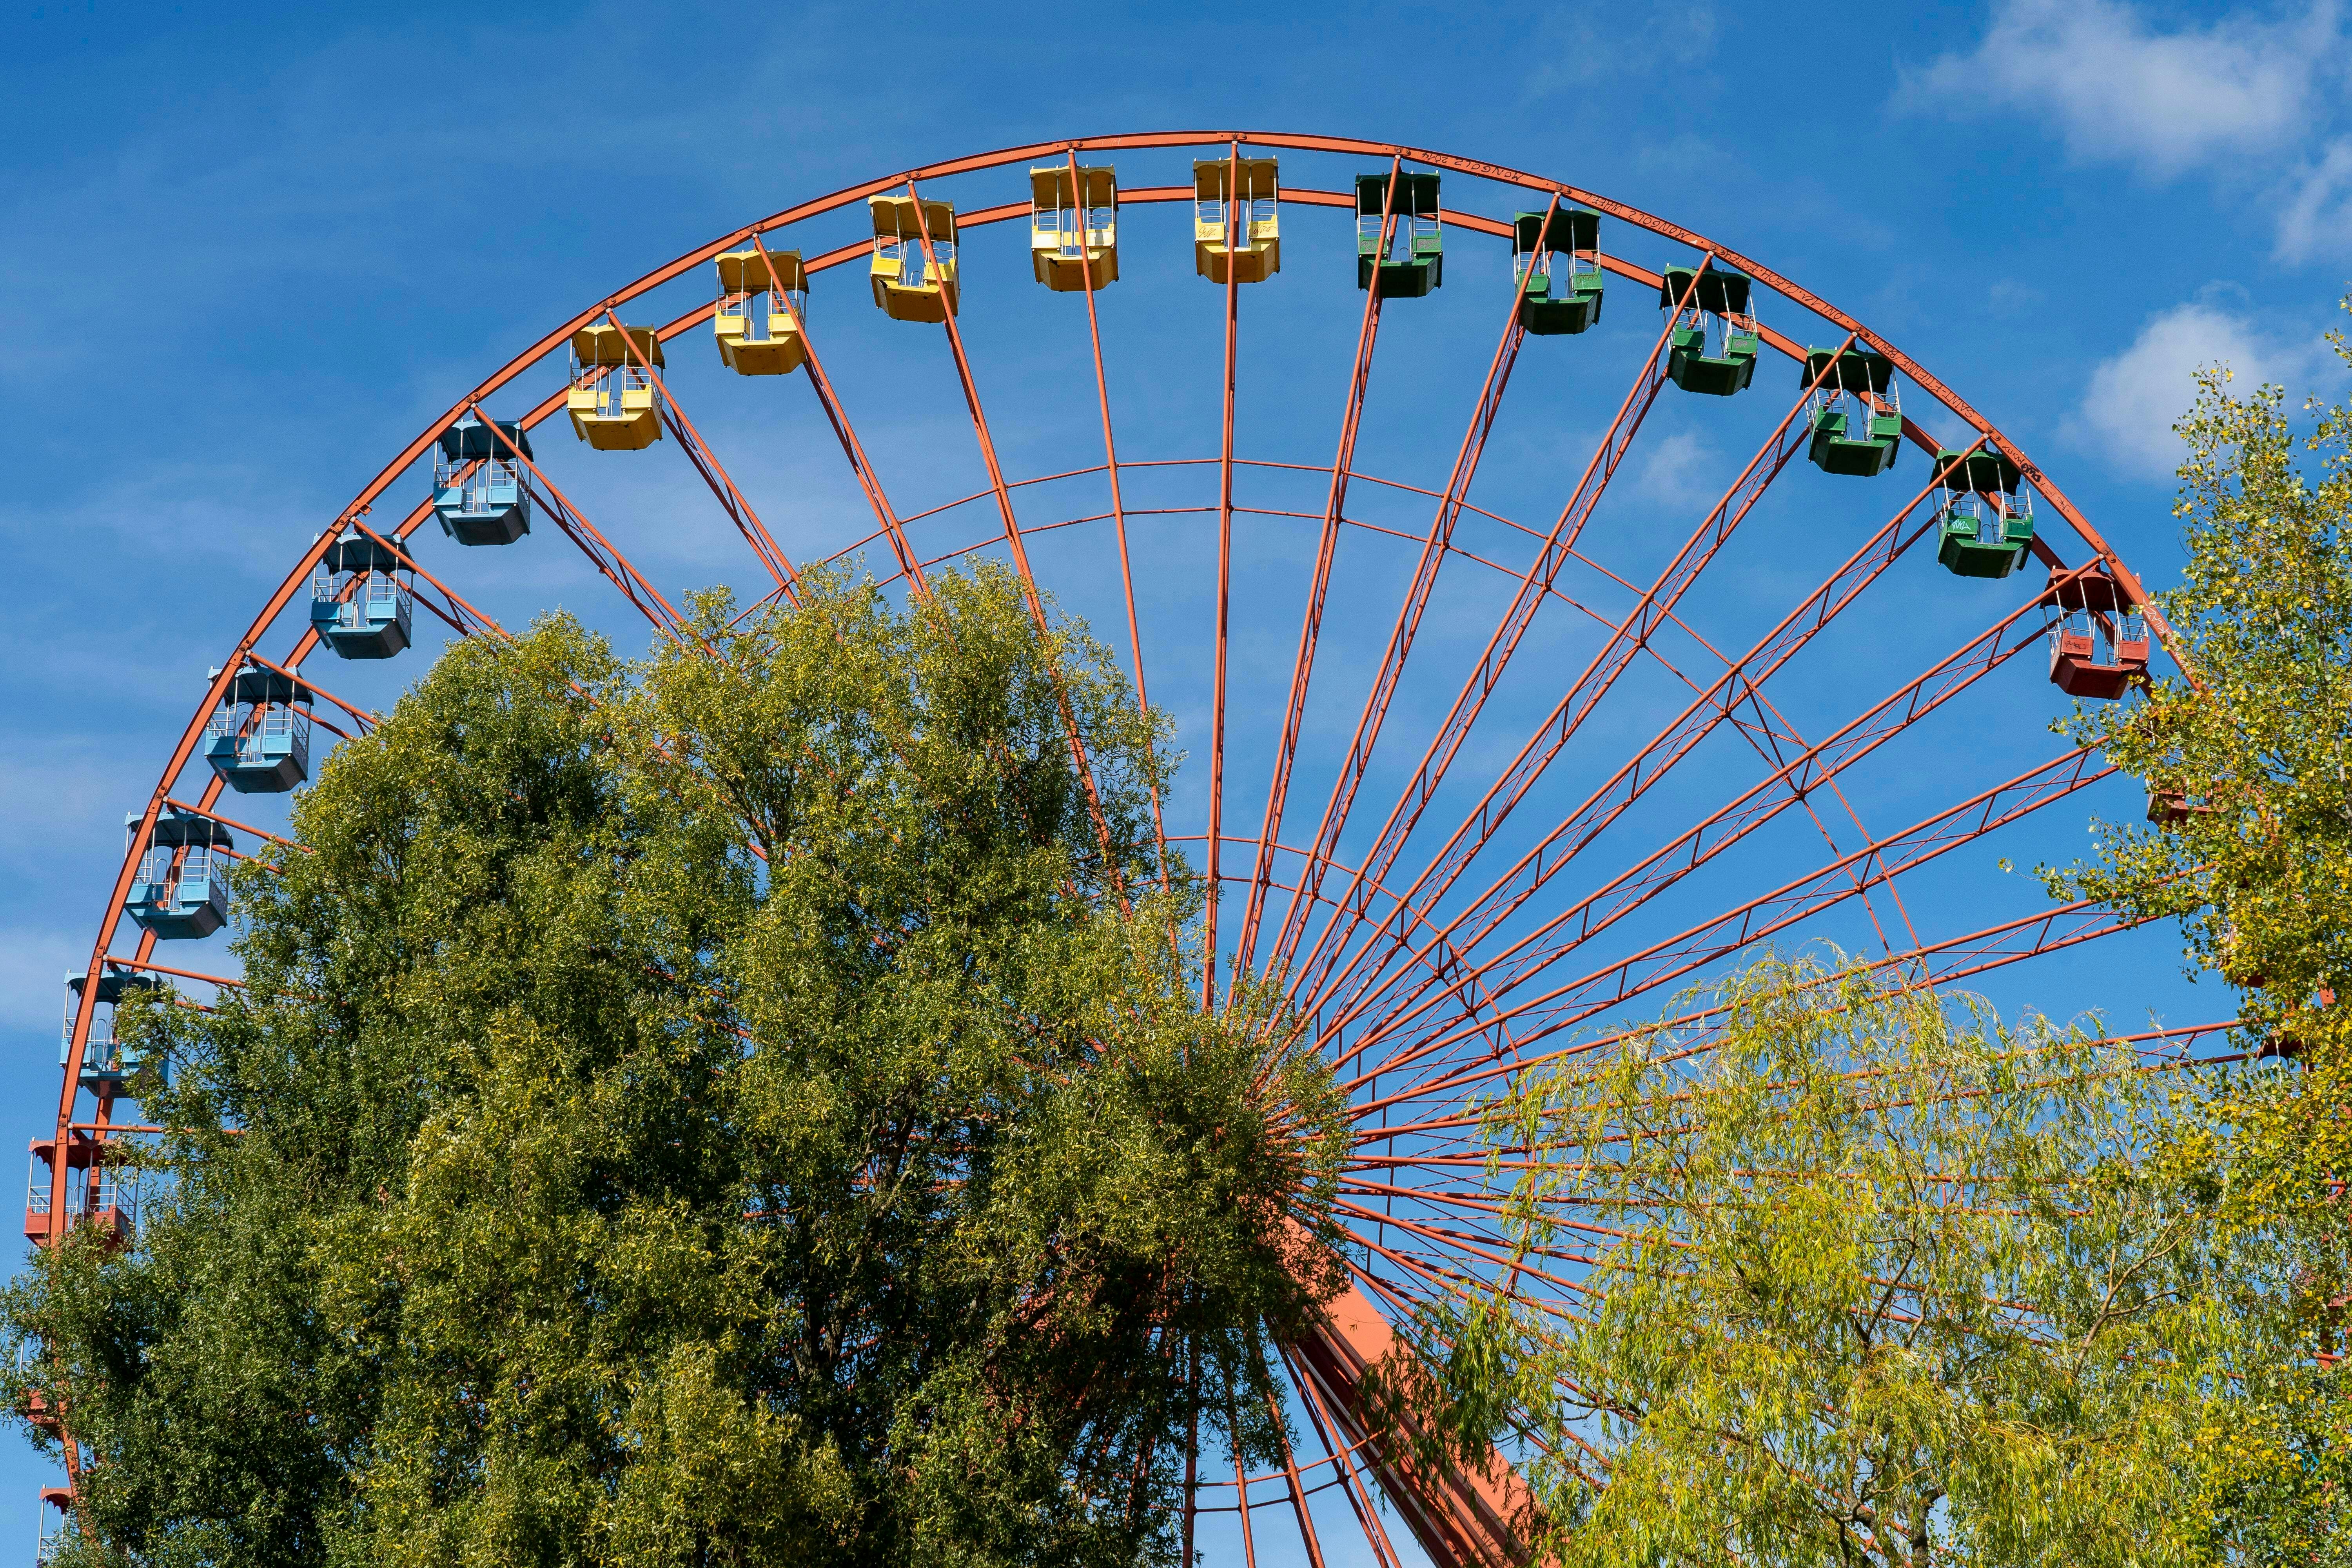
[38,131,2236,1566]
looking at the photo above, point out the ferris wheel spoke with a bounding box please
[1310,422,1963,1058]
[597,305,800,597]
[1058,151,1173,888]
[340,514,514,645]
[470,410,692,642]
[1236,158,1417,977]
[1248,187,1547,986]
[1281,1343,1410,1568]
[1347,892,2155,1123]
[1333,568,2053,1071]
[1205,144,1247,1007]
[1281,292,1686,1003]
[1296,334,1854,1028]
[1355,747,2114,1086]
[1252,1344,1334,1568]
[753,235,928,588]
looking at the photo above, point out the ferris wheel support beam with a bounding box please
[904,180,1132,913]
[1281,269,1713,1009]
[1298,341,1852,1032]
[1236,154,1408,976]
[1393,747,2115,1077]
[1062,150,1174,891]
[1321,449,2000,1065]
[1290,1284,1533,1568]
[1410,599,2060,1042]
[1248,187,1550,991]
[1205,144,1247,1007]
[599,305,800,599]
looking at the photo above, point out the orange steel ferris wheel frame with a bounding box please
[48,131,2197,1566]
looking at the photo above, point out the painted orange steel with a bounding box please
[1316,443,2002,1063]
[1205,143,1245,1009]
[1297,334,1864,1029]
[1235,154,1403,973]
[601,303,800,594]
[902,176,1130,911]
[46,135,2214,1562]
[1062,149,1173,889]
[1272,261,1702,993]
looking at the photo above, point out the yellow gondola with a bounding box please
[714,245,808,376]
[1029,165,1118,291]
[1194,157,1279,285]
[869,196,958,322]
[566,324,665,450]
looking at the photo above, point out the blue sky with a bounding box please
[4,0,2351,1557]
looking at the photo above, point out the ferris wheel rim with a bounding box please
[45,130,2210,1567]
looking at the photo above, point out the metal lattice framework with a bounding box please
[39,131,2231,1567]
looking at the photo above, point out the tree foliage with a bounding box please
[4,563,1348,1568]
[1375,296,2352,1568]
[1394,956,2272,1568]
[2046,296,2351,1058]
[2036,293,2352,1566]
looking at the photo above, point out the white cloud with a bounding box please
[1909,0,2344,178]
[1632,428,1721,511]
[2275,136,2352,262]
[1526,4,1717,97]
[2071,296,2337,480]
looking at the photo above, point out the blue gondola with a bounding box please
[203,663,312,793]
[62,970,169,1096]
[124,807,232,938]
[432,415,534,545]
[310,531,413,659]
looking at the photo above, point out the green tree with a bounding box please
[4,563,1347,1568]
[1370,296,2352,1568]
[1401,956,2260,1568]
[2040,294,2352,1565]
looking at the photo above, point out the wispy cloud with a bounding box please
[1632,428,1721,512]
[2069,291,2341,480]
[1524,4,1717,98]
[2276,136,2352,263]
[1905,0,2352,261]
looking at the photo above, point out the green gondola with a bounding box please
[1357,172,1443,298]
[1802,346,1902,477]
[1514,207,1604,334]
[1660,265,1758,395]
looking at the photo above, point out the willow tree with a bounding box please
[3,563,1348,1568]
[1377,956,2252,1568]
[2040,294,2352,1564]
[1379,297,2352,1568]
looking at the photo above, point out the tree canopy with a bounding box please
[1390,957,2252,1568]
[2036,293,2352,1568]
[5,563,1347,1568]
[1381,298,2352,1568]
